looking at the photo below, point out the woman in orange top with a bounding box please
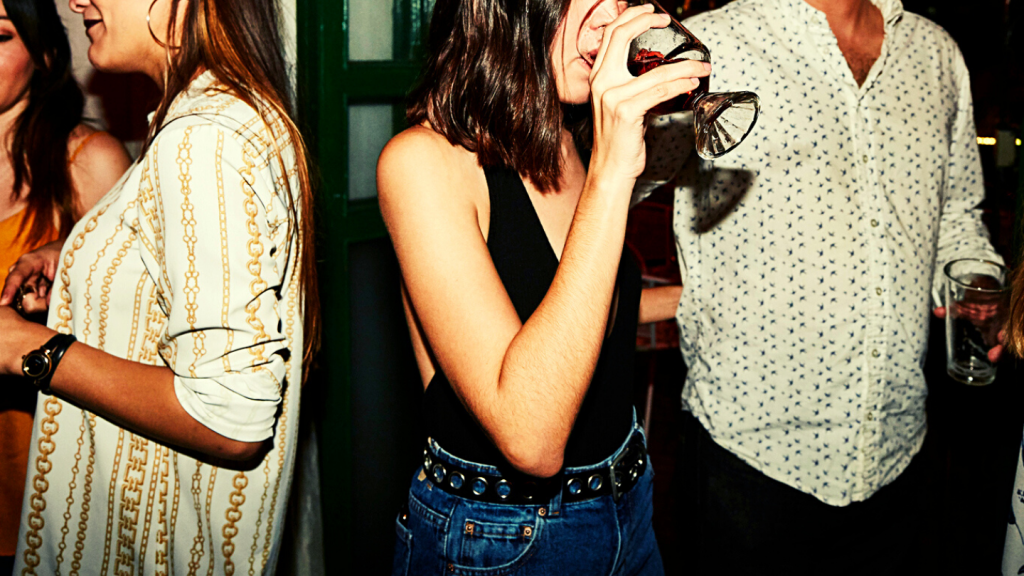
[0,0,130,571]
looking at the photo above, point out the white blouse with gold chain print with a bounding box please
[14,72,304,576]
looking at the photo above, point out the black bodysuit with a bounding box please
[422,166,642,470]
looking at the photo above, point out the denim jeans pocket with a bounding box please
[450,506,540,574]
[391,509,413,576]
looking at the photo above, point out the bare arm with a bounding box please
[380,5,708,477]
[0,308,262,462]
[639,285,682,324]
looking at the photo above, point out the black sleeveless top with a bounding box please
[422,166,642,470]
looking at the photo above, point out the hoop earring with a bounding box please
[147,0,180,50]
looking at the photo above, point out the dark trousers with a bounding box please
[675,413,924,575]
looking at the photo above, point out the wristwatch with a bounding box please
[21,334,77,394]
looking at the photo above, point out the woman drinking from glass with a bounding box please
[378,0,703,573]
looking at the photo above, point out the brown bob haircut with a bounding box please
[408,0,583,191]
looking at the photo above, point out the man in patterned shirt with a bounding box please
[646,0,1004,571]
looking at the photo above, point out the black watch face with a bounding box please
[22,352,51,380]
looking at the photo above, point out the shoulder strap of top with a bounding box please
[68,130,104,164]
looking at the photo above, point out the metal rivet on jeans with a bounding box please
[449,472,465,490]
[588,474,603,491]
[523,526,533,537]
[471,477,488,496]
[496,479,512,499]
[567,478,582,495]
[465,521,475,535]
[538,507,547,517]
[432,464,446,484]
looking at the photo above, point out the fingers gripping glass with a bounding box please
[943,259,1010,386]
[581,0,760,159]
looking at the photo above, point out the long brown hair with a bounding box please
[5,0,84,247]
[147,0,320,368]
[1008,265,1024,358]
[408,0,577,191]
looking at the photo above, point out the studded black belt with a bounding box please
[422,435,648,505]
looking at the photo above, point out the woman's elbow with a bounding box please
[215,438,268,463]
[502,443,565,479]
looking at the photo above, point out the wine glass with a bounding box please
[581,0,760,159]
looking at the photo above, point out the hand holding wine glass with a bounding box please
[586,3,711,186]
[583,0,760,159]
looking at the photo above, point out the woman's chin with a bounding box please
[86,46,133,76]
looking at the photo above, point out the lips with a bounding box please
[84,19,101,32]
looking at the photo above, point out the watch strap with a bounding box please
[33,334,77,394]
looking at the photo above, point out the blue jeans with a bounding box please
[392,423,663,575]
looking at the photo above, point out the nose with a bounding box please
[69,0,89,14]
[585,0,624,31]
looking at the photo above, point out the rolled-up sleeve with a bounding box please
[136,121,288,442]
[931,48,1003,306]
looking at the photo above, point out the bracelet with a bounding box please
[21,334,77,394]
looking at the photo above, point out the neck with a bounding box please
[803,0,878,31]
[144,54,169,92]
[804,0,885,44]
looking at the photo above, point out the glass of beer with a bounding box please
[944,259,1011,386]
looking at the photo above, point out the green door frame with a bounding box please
[296,0,431,563]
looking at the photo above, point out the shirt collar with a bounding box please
[775,0,904,33]
[147,70,222,128]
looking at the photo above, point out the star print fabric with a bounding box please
[651,0,1002,505]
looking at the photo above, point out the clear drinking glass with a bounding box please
[579,0,760,159]
[944,259,1011,386]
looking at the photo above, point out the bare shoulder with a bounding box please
[377,124,486,219]
[68,125,131,168]
[67,125,132,216]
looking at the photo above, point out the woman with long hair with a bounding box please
[1003,262,1024,573]
[0,0,317,573]
[0,0,129,571]
[379,0,702,572]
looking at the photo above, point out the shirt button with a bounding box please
[866,412,875,421]
[876,287,883,296]
[862,154,869,164]
[870,219,879,227]
[871,349,880,358]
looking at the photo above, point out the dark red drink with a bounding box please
[627,48,709,114]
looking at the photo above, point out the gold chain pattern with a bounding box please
[20,397,63,576]
[222,472,247,576]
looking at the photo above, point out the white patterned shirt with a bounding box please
[659,0,1000,505]
[14,72,305,575]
